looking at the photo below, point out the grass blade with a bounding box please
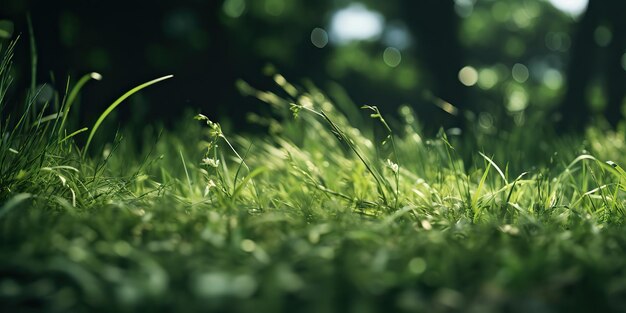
[83,74,173,158]
[0,193,31,219]
[58,72,102,138]
[472,162,491,221]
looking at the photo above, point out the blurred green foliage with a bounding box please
[1,0,624,133]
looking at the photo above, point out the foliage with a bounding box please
[2,41,626,313]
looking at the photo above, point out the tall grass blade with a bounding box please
[58,72,102,138]
[472,162,491,221]
[179,149,193,193]
[83,74,173,158]
[479,152,507,184]
[26,14,36,93]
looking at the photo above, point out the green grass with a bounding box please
[2,42,626,313]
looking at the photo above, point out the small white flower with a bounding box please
[499,224,519,235]
[386,159,399,174]
[194,113,209,121]
[207,179,217,189]
[202,158,220,168]
[204,179,217,197]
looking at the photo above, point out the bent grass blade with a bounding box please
[83,75,173,158]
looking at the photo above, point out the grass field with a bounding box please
[2,40,626,313]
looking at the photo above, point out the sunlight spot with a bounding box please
[311,28,329,48]
[458,66,478,86]
[512,8,531,28]
[265,0,285,16]
[223,0,246,18]
[477,68,498,90]
[512,63,529,83]
[408,257,427,274]
[507,90,528,111]
[594,26,612,47]
[543,69,563,90]
[329,4,384,44]
[454,0,475,18]
[547,0,588,17]
[383,47,402,67]
[240,239,256,252]
[491,2,511,22]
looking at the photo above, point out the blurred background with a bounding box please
[1,0,625,134]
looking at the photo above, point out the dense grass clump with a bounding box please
[2,42,626,313]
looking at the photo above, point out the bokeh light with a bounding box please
[383,47,401,67]
[454,0,475,18]
[542,69,563,90]
[459,66,478,86]
[512,63,529,83]
[477,68,498,90]
[0,20,13,39]
[547,0,588,17]
[594,26,612,47]
[311,28,329,48]
[512,7,532,29]
[223,0,246,18]
[545,32,571,51]
[507,89,529,111]
[491,2,511,22]
[265,0,286,16]
[329,4,384,44]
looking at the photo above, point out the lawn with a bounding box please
[2,39,626,313]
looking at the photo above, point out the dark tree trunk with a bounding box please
[400,0,467,129]
[559,0,626,130]
[604,1,626,127]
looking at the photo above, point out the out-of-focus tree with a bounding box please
[398,0,467,129]
[558,0,626,130]
[3,0,624,134]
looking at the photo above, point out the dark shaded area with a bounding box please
[559,0,626,129]
[4,0,267,129]
[400,0,468,128]
[1,0,625,134]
